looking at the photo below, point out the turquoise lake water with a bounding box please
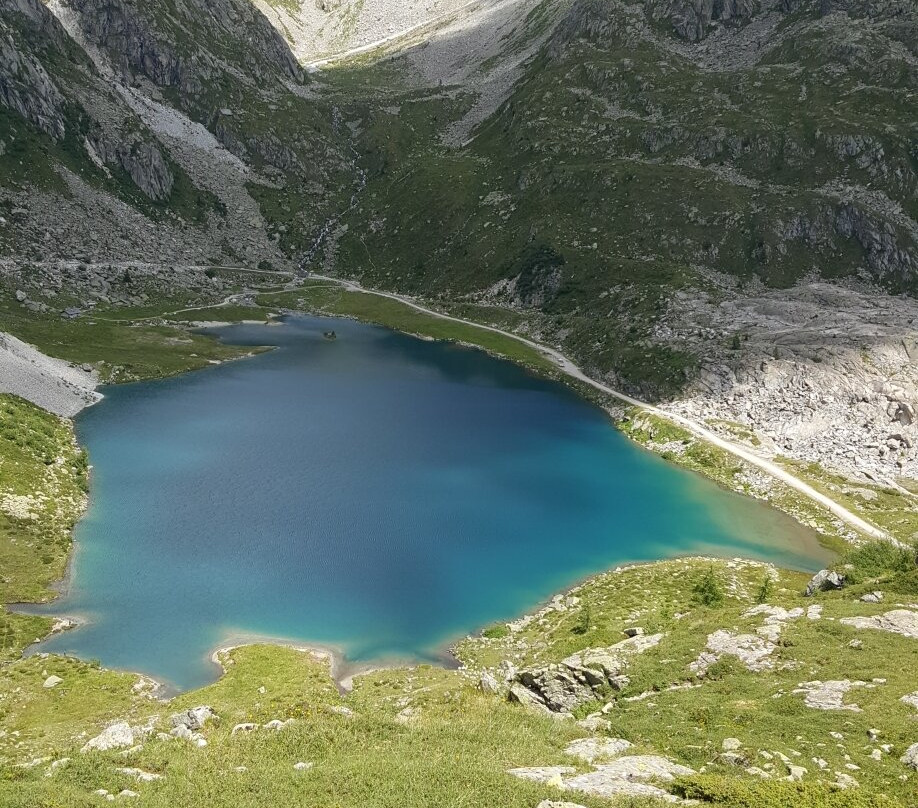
[31,316,831,691]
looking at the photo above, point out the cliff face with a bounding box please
[0,0,176,201]
[67,0,301,93]
[646,0,761,42]
[0,0,352,266]
[0,2,68,139]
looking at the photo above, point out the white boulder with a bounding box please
[82,723,135,753]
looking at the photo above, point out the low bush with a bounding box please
[692,567,725,607]
[481,623,510,639]
[841,540,917,584]
[674,775,906,808]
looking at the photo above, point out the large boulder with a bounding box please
[478,671,501,694]
[804,569,845,596]
[81,722,135,752]
[900,743,918,770]
[515,666,599,713]
[170,705,216,731]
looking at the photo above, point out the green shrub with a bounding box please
[841,540,917,584]
[674,774,905,808]
[571,605,591,635]
[884,567,918,595]
[755,573,774,603]
[704,656,741,681]
[481,624,509,639]
[692,567,725,607]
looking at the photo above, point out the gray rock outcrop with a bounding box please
[509,634,663,714]
[792,680,870,712]
[690,629,777,674]
[169,705,216,732]
[647,0,761,42]
[565,738,633,763]
[81,722,136,752]
[840,610,918,639]
[510,751,695,803]
[901,743,918,771]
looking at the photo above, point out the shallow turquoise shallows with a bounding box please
[31,316,831,691]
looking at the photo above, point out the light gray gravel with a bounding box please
[0,331,100,417]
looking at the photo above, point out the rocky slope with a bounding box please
[3,517,917,805]
[254,0,484,62]
[658,281,918,486]
[0,330,99,416]
[0,0,355,269]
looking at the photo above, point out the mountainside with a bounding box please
[0,0,355,270]
[2,2,918,806]
[3,0,915,337]
[329,0,916,387]
[315,0,918,484]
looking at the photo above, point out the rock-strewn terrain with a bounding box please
[4,521,918,807]
[659,281,918,484]
[1,0,353,268]
[304,0,918,491]
[3,0,917,467]
[0,331,99,416]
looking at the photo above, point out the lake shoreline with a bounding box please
[19,542,826,699]
[17,549,814,701]
[7,311,844,700]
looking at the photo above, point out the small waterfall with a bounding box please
[298,107,368,275]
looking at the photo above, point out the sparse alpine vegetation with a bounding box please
[0,395,87,660]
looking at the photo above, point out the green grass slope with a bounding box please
[0,395,87,661]
[1,545,916,806]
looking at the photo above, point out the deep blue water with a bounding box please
[31,316,830,691]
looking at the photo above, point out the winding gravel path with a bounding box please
[308,273,890,542]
